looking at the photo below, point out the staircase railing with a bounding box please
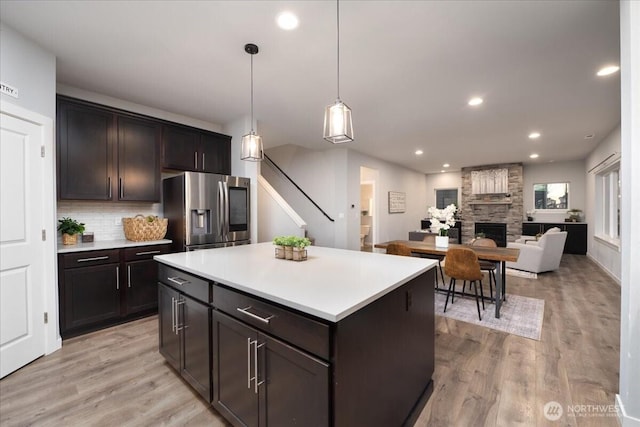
[264,154,335,222]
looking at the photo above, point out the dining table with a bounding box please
[374,240,520,318]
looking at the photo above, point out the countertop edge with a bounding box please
[58,239,172,253]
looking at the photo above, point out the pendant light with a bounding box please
[241,43,264,161]
[323,0,353,144]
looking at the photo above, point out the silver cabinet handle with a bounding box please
[119,178,124,199]
[135,250,161,256]
[108,177,112,199]
[194,151,198,170]
[167,276,190,286]
[236,306,274,324]
[254,341,265,394]
[116,266,120,290]
[202,152,205,170]
[175,299,185,333]
[171,297,176,332]
[127,265,131,288]
[247,338,252,389]
[77,256,109,262]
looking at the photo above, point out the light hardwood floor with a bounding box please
[0,255,620,426]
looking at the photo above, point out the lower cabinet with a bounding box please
[58,243,170,338]
[212,311,329,427]
[158,282,212,402]
[521,222,587,254]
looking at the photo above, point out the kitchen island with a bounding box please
[155,242,437,426]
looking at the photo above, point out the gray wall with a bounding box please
[0,22,56,118]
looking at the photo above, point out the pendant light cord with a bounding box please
[250,53,254,133]
[336,0,340,100]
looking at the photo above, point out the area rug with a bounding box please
[505,267,538,279]
[434,292,545,340]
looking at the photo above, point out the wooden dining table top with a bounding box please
[374,240,520,263]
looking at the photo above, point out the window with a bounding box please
[435,189,458,209]
[533,183,569,210]
[596,164,620,244]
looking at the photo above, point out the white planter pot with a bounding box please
[435,236,449,248]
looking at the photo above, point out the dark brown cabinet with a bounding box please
[521,222,587,254]
[57,98,115,200]
[57,96,161,202]
[58,244,170,338]
[117,116,161,201]
[212,311,329,427]
[158,269,212,402]
[162,124,231,175]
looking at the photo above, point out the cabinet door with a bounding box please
[57,98,115,200]
[125,259,159,315]
[262,335,329,427]
[212,311,259,427]
[161,125,200,171]
[181,296,212,402]
[522,223,541,236]
[158,283,181,371]
[117,116,161,201]
[200,132,231,175]
[62,264,120,333]
[564,223,587,255]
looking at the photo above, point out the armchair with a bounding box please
[506,230,567,273]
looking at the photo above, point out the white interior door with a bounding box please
[0,112,45,378]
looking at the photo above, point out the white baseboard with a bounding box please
[586,253,621,285]
[616,394,640,426]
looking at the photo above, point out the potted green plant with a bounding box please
[567,209,582,222]
[292,237,311,261]
[273,236,288,259]
[58,217,86,245]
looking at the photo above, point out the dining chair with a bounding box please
[443,247,485,321]
[471,237,497,302]
[386,243,413,257]
[421,234,445,287]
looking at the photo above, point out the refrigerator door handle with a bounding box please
[223,181,230,238]
[217,181,225,238]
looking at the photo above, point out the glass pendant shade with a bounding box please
[323,99,353,144]
[241,131,263,161]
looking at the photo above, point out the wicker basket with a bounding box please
[123,215,168,241]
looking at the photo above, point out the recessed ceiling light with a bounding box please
[468,97,483,106]
[443,163,450,168]
[415,149,423,155]
[528,132,541,139]
[596,65,620,77]
[276,11,299,30]
[529,153,539,159]
[441,170,446,173]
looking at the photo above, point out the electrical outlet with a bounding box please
[114,218,122,226]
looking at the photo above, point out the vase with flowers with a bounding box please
[428,204,457,247]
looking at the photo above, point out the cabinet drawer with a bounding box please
[124,244,170,261]
[62,249,120,269]
[213,285,330,360]
[158,264,212,304]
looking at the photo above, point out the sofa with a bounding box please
[506,228,568,273]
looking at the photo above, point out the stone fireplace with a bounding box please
[460,163,523,243]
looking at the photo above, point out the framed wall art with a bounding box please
[388,191,406,213]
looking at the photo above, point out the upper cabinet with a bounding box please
[57,96,161,202]
[162,123,231,175]
[57,96,232,202]
[57,98,116,200]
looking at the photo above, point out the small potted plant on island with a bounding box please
[58,217,86,245]
[273,236,288,259]
[292,236,311,261]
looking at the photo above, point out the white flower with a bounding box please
[428,204,457,235]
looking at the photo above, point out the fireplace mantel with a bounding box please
[468,200,512,205]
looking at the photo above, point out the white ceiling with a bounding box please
[0,0,620,174]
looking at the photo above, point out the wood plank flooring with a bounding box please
[0,255,620,426]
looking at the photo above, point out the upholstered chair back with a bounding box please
[444,248,483,281]
[386,243,413,257]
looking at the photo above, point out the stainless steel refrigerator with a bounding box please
[163,172,251,251]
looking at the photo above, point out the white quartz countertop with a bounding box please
[58,239,172,253]
[154,242,436,322]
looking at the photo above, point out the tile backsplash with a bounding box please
[57,201,163,242]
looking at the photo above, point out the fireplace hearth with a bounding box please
[474,222,507,247]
